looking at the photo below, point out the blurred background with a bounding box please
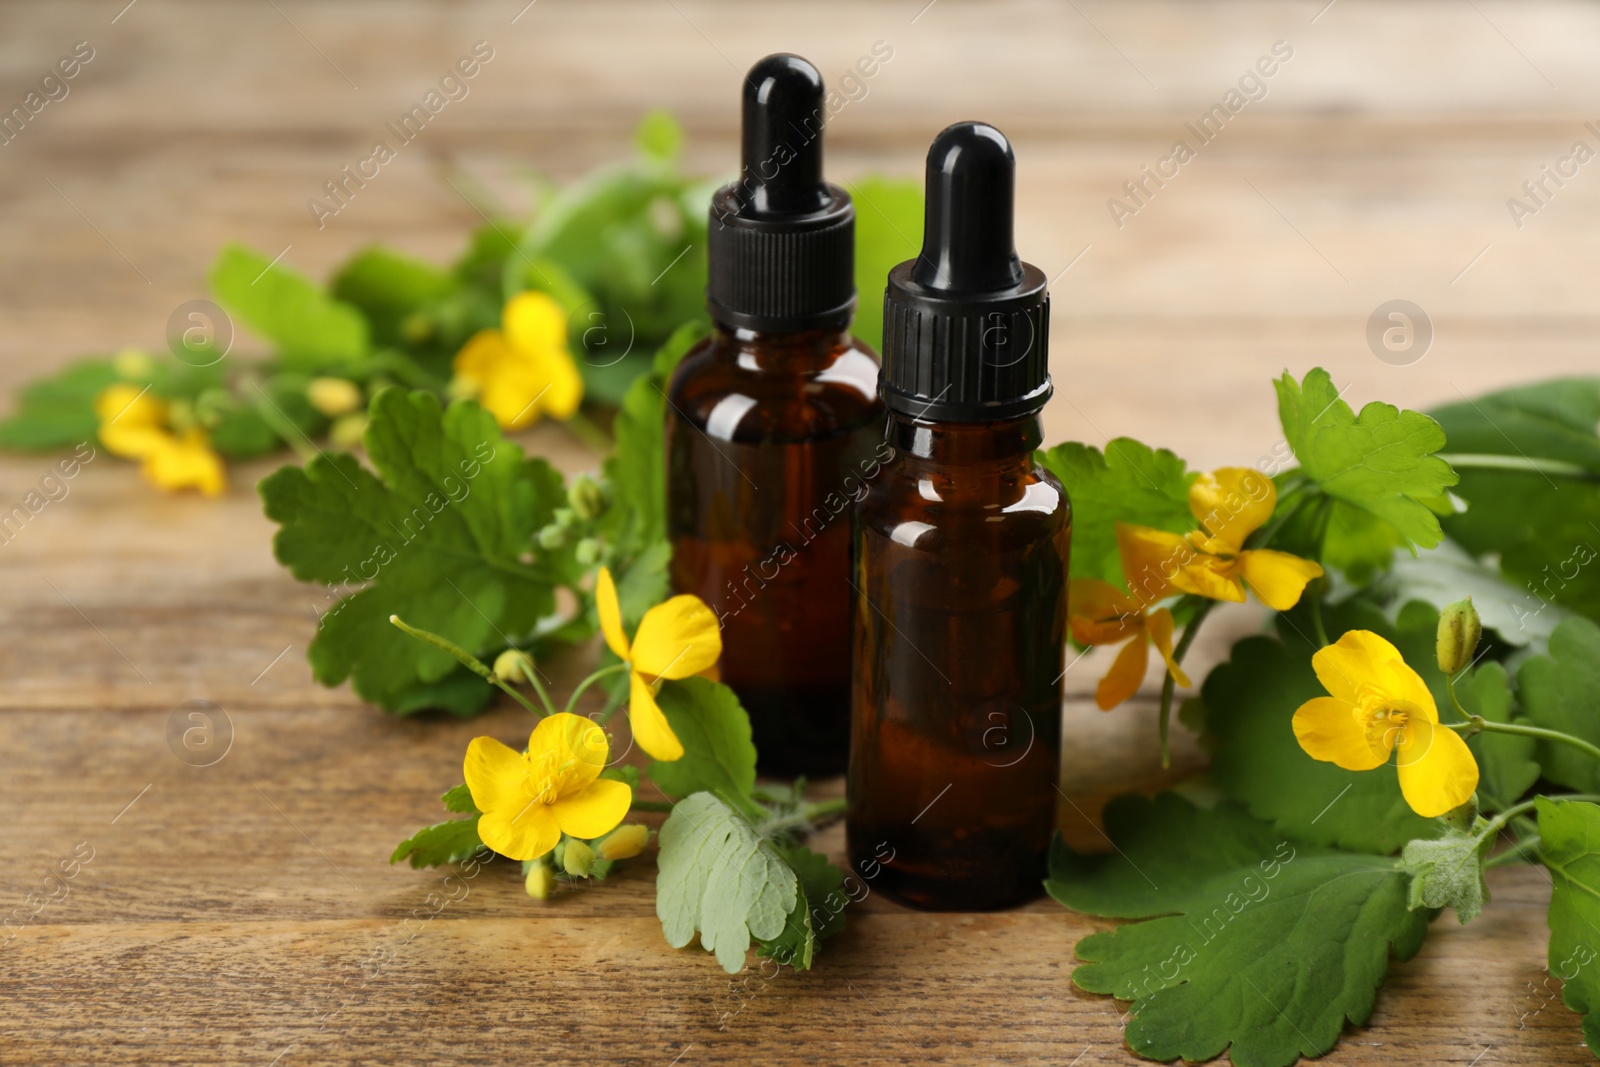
[4,0,1599,469]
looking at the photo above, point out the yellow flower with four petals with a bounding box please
[1292,629,1479,817]
[1118,467,1324,612]
[595,565,721,762]
[452,291,583,430]
[1069,578,1190,711]
[464,712,632,861]
[95,384,226,496]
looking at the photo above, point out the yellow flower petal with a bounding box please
[1190,467,1275,551]
[1146,607,1191,690]
[478,802,562,861]
[1312,631,1437,721]
[527,712,610,795]
[503,291,567,355]
[1292,696,1391,770]
[1238,549,1324,611]
[100,422,172,460]
[532,344,584,420]
[632,595,721,680]
[1068,578,1143,646]
[1095,634,1148,711]
[143,429,225,496]
[595,566,632,662]
[549,778,632,840]
[452,328,511,384]
[95,383,166,428]
[1396,716,1480,817]
[1115,523,1190,604]
[1171,554,1247,603]
[463,736,528,814]
[628,670,683,761]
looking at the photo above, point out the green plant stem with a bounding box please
[388,614,552,717]
[755,796,848,839]
[564,662,629,715]
[1437,453,1596,480]
[1485,835,1540,868]
[1444,673,1473,724]
[562,411,613,454]
[629,800,674,813]
[1447,715,1600,766]
[1158,598,1214,768]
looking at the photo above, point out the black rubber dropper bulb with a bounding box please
[881,121,1050,422]
[707,54,855,332]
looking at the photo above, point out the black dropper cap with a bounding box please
[880,122,1050,421]
[706,54,855,333]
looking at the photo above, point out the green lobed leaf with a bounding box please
[1455,661,1539,811]
[210,244,369,370]
[1376,537,1571,649]
[390,817,483,868]
[1534,797,1600,1058]
[1399,818,1492,923]
[1430,377,1600,474]
[1320,500,1407,585]
[0,358,119,451]
[1037,438,1194,586]
[330,245,455,349]
[259,389,564,714]
[757,843,848,971]
[1054,794,1429,1067]
[1442,468,1600,626]
[647,678,759,814]
[655,792,799,974]
[1275,368,1457,549]
[847,175,922,354]
[1519,616,1600,793]
[441,783,478,814]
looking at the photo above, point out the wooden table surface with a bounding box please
[3,2,1597,1063]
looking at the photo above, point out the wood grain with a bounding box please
[2,1,1596,1063]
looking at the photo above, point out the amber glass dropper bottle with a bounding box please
[665,54,884,777]
[847,122,1070,910]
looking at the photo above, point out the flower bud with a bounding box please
[524,859,556,900]
[562,839,595,878]
[568,476,606,520]
[308,377,363,418]
[574,538,601,566]
[1437,598,1482,675]
[597,824,650,862]
[400,311,434,346]
[493,649,536,685]
[1441,793,1479,832]
[329,412,368,450]
[537,523,565,551]
[113,348,154,381]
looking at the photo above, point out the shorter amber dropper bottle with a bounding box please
[848,122,1070,910]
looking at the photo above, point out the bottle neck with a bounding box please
[709,320,852,374]
[886,409,1042,471]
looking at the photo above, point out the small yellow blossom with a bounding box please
[1118,467,1323,612]
[525,859,556,900]
[451,291,583,430]
[1069,578,1191,711]
[307,376,363,418]
[464,712,632,861]
[597,823,650,861]
[1292,630,1479,817]
[595,566,721,762]
[94,385,225,496]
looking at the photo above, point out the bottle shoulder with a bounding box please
[666,333,884,441]
[858,453,1071,551]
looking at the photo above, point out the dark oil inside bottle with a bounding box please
[666,324,883,776]
[847,412,1069,909]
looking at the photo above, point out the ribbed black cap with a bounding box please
[706,54,856,333]
[881,122,1050,422]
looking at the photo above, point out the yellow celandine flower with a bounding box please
[464,712,632,861]
[94,384,226,497]
[1292,630,1479,818]
[1117,467,1324,612]
[595,565,721,762]
[1069,578,1191,711]
[452,291,583,430]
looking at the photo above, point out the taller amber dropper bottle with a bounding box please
[665,54,883,776]
[848,122,1070,910]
